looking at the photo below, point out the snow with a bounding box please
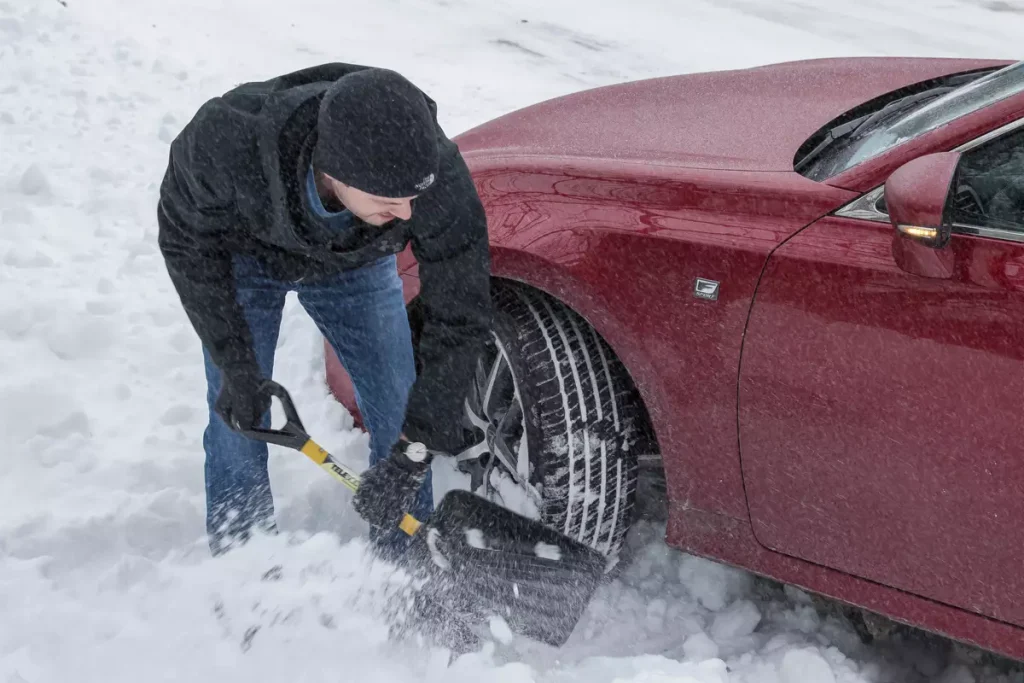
[18,165,51,197]
[683,633,721,662]
[490,616,516,645]
[535,542,562,561]
[678,555,754,613]
[780,649,838,683]
[2,0,1024,682]
[490,461,543,522]
[709,600,762,641]
[427,528,453,570]
[466,528,488,550]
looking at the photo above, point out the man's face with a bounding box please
[321,173,417,226]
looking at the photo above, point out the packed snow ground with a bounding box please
[3,0,1024,681]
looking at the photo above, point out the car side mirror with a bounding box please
[885,151,960,279]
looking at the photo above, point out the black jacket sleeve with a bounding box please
[156,103,262,383]
[402,144,494,453]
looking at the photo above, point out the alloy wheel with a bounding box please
[453,335,543,520]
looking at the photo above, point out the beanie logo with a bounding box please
[415,173,435,192]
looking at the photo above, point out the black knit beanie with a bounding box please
[312,68,439,198]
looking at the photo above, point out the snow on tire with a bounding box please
[479,282,642,568]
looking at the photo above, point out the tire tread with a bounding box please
[490,282,643,562]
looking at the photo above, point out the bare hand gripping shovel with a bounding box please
[240,380,607,648]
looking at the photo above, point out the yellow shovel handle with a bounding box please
[299,438,423,536]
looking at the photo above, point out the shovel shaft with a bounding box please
[239,381,423,537]
[299,437,422,535]
[299,438,360,492]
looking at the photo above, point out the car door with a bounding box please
[737,122,1024,627]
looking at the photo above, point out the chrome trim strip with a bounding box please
[953,223,1024,243]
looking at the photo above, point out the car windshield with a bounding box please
[803,60,1024,180]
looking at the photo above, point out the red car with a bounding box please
[326,56,1024,662]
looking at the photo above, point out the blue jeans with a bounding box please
[202,253,432,556]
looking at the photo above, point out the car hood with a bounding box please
[455,57,1004,173]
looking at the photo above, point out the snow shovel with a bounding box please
[239,380,607,648]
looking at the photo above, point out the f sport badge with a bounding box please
[694,278,720,301]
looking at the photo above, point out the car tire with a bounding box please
[441,282,643,570]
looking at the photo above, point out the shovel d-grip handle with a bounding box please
[238,380,422,536]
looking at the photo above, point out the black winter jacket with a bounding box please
[156,63,493,452]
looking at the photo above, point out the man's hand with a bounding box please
[215,372,272,431]
[353,439,433,533]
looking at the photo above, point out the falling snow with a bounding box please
[2,0,1024,682]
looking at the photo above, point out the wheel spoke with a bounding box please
[462,398,489,433]
[481,351,507,420]
[454,439,489,462]
[479,452,497,498]
[473,357,489,408]
[490,431,523,485]
[523,479,544,507]
[467,363,485,417]
[496,393,522,438]
[495,384,528,478]
[515,422,530,483]
[489,472,509,509]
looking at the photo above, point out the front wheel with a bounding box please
[432,283,644,570]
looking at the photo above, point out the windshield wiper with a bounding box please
[844,86,955,141]
[795,86,957,174]
[794,113,872,173]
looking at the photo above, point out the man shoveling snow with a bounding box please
[156,63,493,559]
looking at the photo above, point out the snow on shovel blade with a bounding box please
[402,489,606,648]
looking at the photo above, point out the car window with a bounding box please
[951,127,1024,234]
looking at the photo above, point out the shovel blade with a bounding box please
[403,489,606,647]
